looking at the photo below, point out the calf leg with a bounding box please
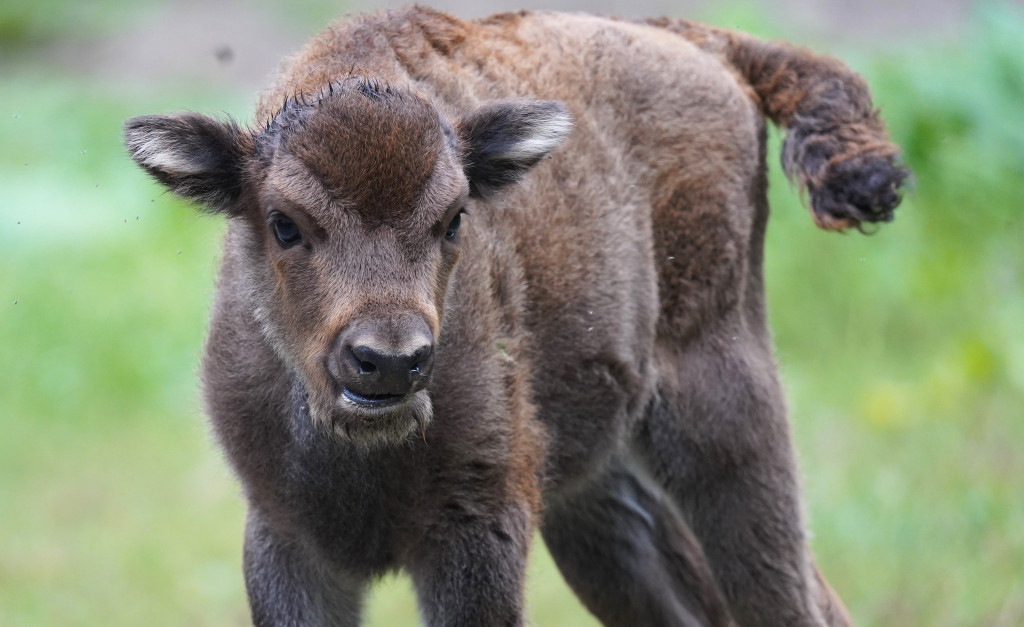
[407,500,534,627]
[542,454,733,627]
[636,332,849,627]
[243,510,365,627]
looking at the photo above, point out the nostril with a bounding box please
[350,344,382,376]
[410,345,433,374]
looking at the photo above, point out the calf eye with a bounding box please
[271,214,302,248]
[445,211,465,241]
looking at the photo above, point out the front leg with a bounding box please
[244,509,367,627]
[408,498,534,627]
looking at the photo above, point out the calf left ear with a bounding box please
[123,113,252,214]
[458,100,573,200]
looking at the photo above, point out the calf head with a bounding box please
[124,78,571,447]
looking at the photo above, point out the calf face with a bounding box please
[125,78,571,447]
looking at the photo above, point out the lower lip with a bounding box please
[341,388,408,408]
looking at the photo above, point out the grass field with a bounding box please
[1,2,1022,625]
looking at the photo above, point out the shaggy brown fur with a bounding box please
[124,7,906,626]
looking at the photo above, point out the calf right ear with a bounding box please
[123,113,252,213]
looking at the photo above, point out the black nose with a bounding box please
[331,321,434,406]
[350,343,432,394]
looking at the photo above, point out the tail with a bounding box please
[648,18,909,231]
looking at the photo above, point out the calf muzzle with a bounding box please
[329,318,434,408]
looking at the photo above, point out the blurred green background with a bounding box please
[1,0,1022,625]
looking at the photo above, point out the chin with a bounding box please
[320,390,434,449]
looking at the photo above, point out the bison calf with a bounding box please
[125,7,906,626]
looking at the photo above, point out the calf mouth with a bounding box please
[341,387,409,409]
[330,388,434,448]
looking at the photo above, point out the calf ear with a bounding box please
[458,100,573,199]
[123,113,251,213]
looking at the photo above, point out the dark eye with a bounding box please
[445,210,465,241]
[271,214,302,248]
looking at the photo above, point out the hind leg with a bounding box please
[636,330,849,627]
[542,454,733,627]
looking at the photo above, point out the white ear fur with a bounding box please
[126,130,208,176]
[502,108,574,162]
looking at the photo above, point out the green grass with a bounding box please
[1,2,1022,625]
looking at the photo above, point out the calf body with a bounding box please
[125,7,905,626]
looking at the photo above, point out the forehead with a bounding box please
[258,80,459,224]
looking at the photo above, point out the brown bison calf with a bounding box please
[125,7,906,626]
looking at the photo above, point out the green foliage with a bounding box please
[0,0,133,53]
[1,3,1022,626]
